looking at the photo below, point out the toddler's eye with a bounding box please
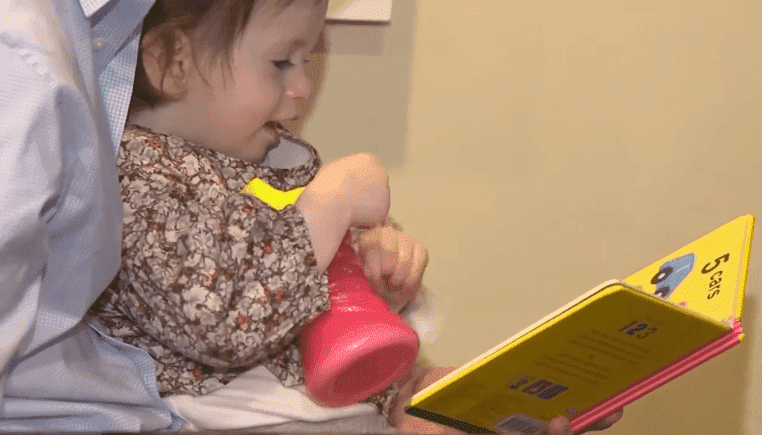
[273,60,294,69]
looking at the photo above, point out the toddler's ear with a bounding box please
[140,28,193,100]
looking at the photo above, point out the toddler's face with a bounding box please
[182,0,327,162]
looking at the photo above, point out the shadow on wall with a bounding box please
[283,1,416,167]
[738,266,759,435]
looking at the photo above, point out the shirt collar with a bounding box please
[78,0,112,18]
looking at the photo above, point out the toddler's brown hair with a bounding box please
[132,0,324,109]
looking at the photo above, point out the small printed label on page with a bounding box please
[494,414,546,435]
[507,373,569,401]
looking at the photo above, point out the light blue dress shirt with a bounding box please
[0,0,180,431]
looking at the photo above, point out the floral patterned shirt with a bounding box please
[88,125,396,417]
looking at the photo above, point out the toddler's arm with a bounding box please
[296,152,390,271]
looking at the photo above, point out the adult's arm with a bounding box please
[0,42,64,404]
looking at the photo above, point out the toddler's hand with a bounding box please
[357,225,428,312]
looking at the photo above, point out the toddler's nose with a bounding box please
[287,64,311,101]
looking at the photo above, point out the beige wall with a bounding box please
[289,1,762,434]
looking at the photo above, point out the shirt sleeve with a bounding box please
[0,46,63,381]
[113,135,330,369]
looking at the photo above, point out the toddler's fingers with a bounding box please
[377,228,400,279]
[389,236,415,288]
[358,227,388,281]
[402,240,428,289]
[361,245,383,283]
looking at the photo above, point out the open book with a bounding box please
[404,215,755,434]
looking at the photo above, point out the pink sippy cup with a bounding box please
[300,233,420,407]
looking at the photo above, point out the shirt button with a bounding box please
[91,37,106,51]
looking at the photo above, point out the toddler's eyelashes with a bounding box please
[273,60,293,69]
[272,59,311,69]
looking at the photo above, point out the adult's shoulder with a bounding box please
[1,0,87,92]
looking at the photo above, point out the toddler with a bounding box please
[88,0,431,430]
[88,0,619,432]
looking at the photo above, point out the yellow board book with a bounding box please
[404,215,754,434]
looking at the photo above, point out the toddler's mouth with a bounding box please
[263,121,283,147]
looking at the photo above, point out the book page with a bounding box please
[622,215,754,324]
[413,280,620,393]
[408,284,728,432]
